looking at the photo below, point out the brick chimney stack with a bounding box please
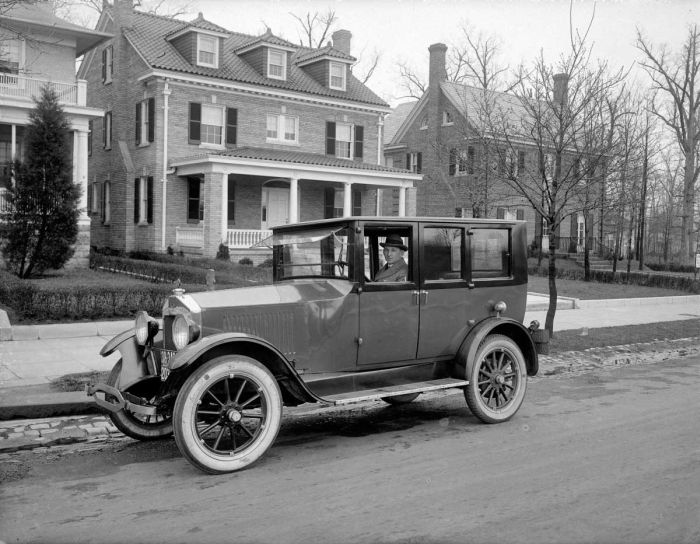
[332,30,352,55]
[428,43,447,88]
[553,73,569,106]
[113,0,134,27]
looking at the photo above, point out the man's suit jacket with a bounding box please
[374,259,408,282]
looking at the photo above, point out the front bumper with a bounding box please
[86,382,159,416]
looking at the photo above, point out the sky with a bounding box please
[192,0,698,106]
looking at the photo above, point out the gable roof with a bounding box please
[384,100,418,144]
[295,44,356,65]
[117,8,387,108]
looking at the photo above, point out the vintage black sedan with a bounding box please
[88,217,544,474]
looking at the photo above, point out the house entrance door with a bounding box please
[262,187,289,229]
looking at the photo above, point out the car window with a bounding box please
[363,229,412,283]
[273,227,352,280]
[471,228,510,278]
[423,227,462,281]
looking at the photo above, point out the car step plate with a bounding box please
[325,378,469,406]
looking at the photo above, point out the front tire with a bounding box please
[464,335,527,424]
[173,355,283,474]
[105,360,173,440]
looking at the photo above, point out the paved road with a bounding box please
[1,356,699,544]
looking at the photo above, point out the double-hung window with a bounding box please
[135,98,155,146]
[266,114,298,144]
[103,181,111,224]
[0,38,23,82]
[407,152,422,173]
[101,45,113,84]
[201,105,224,146]
[197,34,218,68]
[103,112,112,150]
[267,49,286,80]
[335,123,353,159]
[329,62,346,90]
[134,176,153,225]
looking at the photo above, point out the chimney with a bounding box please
[113,0,134,27]
[553,73,569,106]
[428,43,447,88]
[332,29,352,55]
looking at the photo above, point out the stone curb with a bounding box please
[576,294,700,308]
[1,318,132,342]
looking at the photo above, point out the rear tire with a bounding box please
[464,335,527,424]
[173,355,282,474]
[105,360,173,440]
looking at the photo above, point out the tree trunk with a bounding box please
[545,231,557,337]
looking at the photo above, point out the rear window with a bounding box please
[471,228,510,278]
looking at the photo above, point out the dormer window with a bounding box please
[267,48,286,80]
[197,34,219,68]
[329,62,346,91]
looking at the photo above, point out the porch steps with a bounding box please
[323,378,469,406]
[574,255,612,270]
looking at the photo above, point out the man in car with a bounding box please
[374,234,409,282]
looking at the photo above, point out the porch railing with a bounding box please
[0,74,85,106]
[175,226,203,247]
[0,188,10,215]
[174,227,273,249]
[227,229,272,249]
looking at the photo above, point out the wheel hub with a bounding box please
[494,374,505,385]
[226,408,242,423]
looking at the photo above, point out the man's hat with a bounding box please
[380,234,408,251]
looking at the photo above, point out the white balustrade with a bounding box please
[175,226,204,247]
[226,229,273,248]
[0,74,80,105]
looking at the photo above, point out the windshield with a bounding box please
[266,226,353,281]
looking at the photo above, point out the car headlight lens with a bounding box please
[172,315,191,350]
[135,311,151,345]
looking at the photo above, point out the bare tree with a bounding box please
[488,14,626,334]
[52,0,192,26]
[636,25,700,264]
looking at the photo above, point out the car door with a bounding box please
[357,223,419,366]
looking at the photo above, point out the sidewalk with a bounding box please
[1,294,699,453]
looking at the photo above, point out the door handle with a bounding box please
[420,290,428,304]
[412,290,420,305]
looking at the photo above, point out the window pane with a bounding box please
[267,115,278,139]
[471,229,510,278]
[284,117,296,140]
[201,106,222,144]
[423,228,462,280]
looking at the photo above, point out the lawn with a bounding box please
[527,275,690,299]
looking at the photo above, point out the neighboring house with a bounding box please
[384,43,599,254]
[79,0,420,260]
[0,1,111,267]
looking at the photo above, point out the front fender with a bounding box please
[166,333,322,404]
[99,328,150,390]
[455,318,538,378]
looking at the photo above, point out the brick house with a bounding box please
[79,0,420,260]
[385,43,599,254]
[0,1,111,267]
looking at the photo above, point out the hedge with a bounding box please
[91,253,272,287]
[529,266,700,294]
[0,269,185,322]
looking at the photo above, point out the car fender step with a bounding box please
[322,378,469,406]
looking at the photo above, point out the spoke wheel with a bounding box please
[173,356,282,474]
[464,335,527,424]
[381,393,420,405]
[106,360,173,440]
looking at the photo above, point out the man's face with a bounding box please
[383,245,404,265]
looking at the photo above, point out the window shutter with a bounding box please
[226,107,237,145]
[102,115,107,148]
[87,182,93,214]
[352,190,362,216]
[189,102,201,143]
[101,48,106,82]
[325,121,336,155]
[97,183,104,222]
[517,209,525,221]
[147,98,155,142]
[147,177,153,224]
[134,178,140,223]
[449,149,456,176]
[353,125,364,159]
[108,46,113,77]
[323,187,335,219]
[406,153,411,170]
[535,212,543,238]
[496,207,505,219]
[88,120,93,157]
[417,152,422,173]
[135,102,141,144]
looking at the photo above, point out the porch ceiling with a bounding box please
[170,146,421,187]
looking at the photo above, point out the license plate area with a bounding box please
[153,348,177,381]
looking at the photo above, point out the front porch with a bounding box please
[169,147,421,258]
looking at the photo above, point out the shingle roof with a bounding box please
[181,146,411,173]
[119,8,387,108]
[234,28,296,52]
[384,101,417,143]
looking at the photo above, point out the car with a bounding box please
[88,216,547,474]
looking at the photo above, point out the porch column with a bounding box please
[289,177,299,223]
[65,129,91,269]
[203,171,227,257]
[221,174,228,246]
[343,182,352,216]
[398,186,406,217]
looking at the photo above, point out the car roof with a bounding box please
[272,216,523,231]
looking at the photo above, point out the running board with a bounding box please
[323,378,469,406]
